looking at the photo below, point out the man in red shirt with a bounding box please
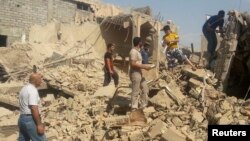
[103,43,119,87]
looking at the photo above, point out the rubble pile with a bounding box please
[30,66,248,141]
[0,8,250,141]
[43,63,104,96]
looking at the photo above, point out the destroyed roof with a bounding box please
[133,6,152,16]
[102,14,133,27]
[71,0,101,3]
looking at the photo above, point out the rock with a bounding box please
[93,85,116,98]
[238,120,247,125]
[149,89,174,108]
[161,127,186,141]
[182,67,208,81]
[192,110,204,123]
[190,54,200,65]
[43,94,55,102]
[0,107,13,117]
[148,119,168,138]
[171,117,183,127]
[189,88,201,99]
[219,100,233,113]
[218,111,234,124]
[188,78,203,89]
[0,82,23,94]
[143,106,155,116]
[104,116,130,127]
[128,130,144,141]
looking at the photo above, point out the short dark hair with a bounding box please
[218,10,225,17]
[133,37,142,46]
[161,25,170,31]
[107,43,114,49]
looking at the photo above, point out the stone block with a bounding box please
[161,127,186,141]
[148,119,167,138]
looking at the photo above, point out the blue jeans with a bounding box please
[18,115,46,141]
[203,29,217,63]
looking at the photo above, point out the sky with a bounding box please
[102,0,250,49]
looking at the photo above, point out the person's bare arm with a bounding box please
[130,60,151,70]
[30,105,44,135]
[105,58,113,73]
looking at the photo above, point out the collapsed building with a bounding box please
[0,0,249,141]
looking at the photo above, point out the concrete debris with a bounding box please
[192,109,204,123]
[161,127,186,141]
[147,119,168,138]
[0,3,249,141]
[149,89,174,108]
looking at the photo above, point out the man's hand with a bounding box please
[143,65,152,71]
[37,124,45,135]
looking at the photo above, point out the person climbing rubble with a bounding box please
[129,37,152,110]
[202,10,225,69]
[103,43,119,87]
[18,73,46,141]
[161,25,197,71]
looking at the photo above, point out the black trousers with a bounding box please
[103,70,119,86]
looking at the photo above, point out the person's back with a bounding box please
[203,14,224,33]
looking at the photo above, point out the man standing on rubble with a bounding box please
[129,37,152,110]
[202,10,225,68]
[103,43,119,87]
[162,25,196,71]
[18,73,46,141]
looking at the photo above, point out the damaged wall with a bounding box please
[0,0,95,46]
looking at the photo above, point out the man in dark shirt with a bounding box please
[202,10,225,67]
[103,43,119,87]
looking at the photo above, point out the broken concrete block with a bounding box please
[182,67,208,81]
[161,127,186,141]
[148,119,167,138]
[168,80,186,101]
[0,82,23,94]
[128,130,144,141]
[93,85,116,98]
[149,89,174,108]
[104,116,130,127]
[192,110,204,123]
[189,88,201,99]
[43,94,55,102]
[171,117,183,127]
[218,111,234,125]
[190,54,200,65]
[120,135,129,141]
[143,106,155,115]
[188,78,203,89]
[219,100,233,113]
[0,107,13,117]
[0,95,19,108]
[62,87,82,96]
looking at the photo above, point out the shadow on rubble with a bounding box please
[225,74,250,99]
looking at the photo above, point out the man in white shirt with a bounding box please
[18,73,46,141]
[129,37,151,110]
